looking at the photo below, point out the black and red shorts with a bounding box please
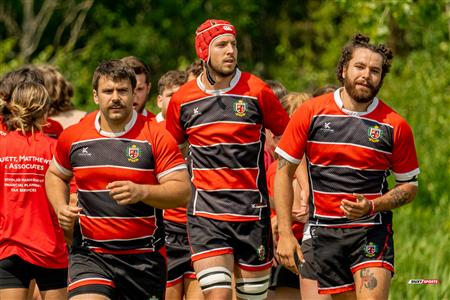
[311,223,394,295]
[187,215,273,271]
[67,247,166,300]
[164,220,196,287]
[0,255,67,291]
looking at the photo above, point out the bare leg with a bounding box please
[0,288,28,300]
[300,277,332,300]
[165,282,183,300]
[193,254,234,300]
[353,267,391,300]
[184,277,203,300]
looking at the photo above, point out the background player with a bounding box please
[166,19,290,300]
[0,82,68,300]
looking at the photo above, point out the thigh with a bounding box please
[34,266,67,291]
[114,252,166,300]
[312,227,356,295]
[349,223,394,275]
[193,255,234,300]
[232,218,273,272]
[187,215,234,262]
[67,248,116,300]
[0,255,32,289]
[165,224,195,288]
[353,267,391,300]
[300,237,319,280]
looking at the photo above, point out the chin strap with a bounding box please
[205,60,216,85]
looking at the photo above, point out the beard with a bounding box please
[344,77,381,103]
[208,60,236,78]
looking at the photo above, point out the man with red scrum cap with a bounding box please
[166,19,290,300]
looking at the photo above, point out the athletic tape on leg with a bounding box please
[235,274,270,300]
[197,266,232,292]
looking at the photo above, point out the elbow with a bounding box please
[176,183,192,208]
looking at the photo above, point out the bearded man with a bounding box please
[165,19,290,300]
[274,33,420,300]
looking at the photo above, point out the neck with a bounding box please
[201,67,235,91]
[340,88,373,112]
[99,114,132,133]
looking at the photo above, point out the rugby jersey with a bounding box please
[166,69,289,222]
[276,89,420,227]
[0,131,67,268]
[155,118,188,225]
[53,111,186,254]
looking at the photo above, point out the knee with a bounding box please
[197,266,232,293]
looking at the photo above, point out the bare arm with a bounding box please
[107,168,191,209]
[273,157,303,274]
[45,162,81,236]
[341,183,418,219]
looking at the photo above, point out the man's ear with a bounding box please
[156,95,163,109]
[93,89,99,104]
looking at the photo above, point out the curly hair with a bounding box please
[336,33,394,85]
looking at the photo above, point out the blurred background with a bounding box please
[0,0,448,298]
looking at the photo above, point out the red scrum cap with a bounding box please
[195,19,237,62]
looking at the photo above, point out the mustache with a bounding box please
[108,100,125,109]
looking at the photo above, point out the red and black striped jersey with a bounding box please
[276,89,420,227]
[166,69,289,222]
[53,111,187,254]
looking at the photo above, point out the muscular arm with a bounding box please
[373,183,417,212]
[341,183,418,219]
[107,168,192,209]
[45,162,81,237]
[273,157,303,273]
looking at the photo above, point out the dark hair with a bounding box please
[336,33,393,85]
[92,60,137,91]
[158,70,187,95]
[185,59,203,78]
[120,56,151,84]
[37,64,75,114]
[265,79,288,100]
[312,84,338,97]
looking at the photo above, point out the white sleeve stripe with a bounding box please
[393,168,420,181]
[157,164,187,180]
[52,158,72,177]
[274,147,301,165]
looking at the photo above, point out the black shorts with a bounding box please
[187,215,273,271]
[312,223,394,295]
[68,247,166,300]
[0,255,67,291]
[299,237,319,281]
[164,220,196,287]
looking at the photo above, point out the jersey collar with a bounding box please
[197,68,241,95]
[334,87,379,116]
[94,110,137,137]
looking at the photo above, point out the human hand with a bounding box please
[340,193,372,219]
[107,181,144,205]
[275,234,304,275]
[57,205,82,231]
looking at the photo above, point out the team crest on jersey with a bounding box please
[233,99,247,117]
[363,242,379,258]
[126,144,142,162]
[257,245,266,261]
[368,125,383,143]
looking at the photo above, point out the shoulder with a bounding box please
[376,99,411,128]
[171,80,203,105]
